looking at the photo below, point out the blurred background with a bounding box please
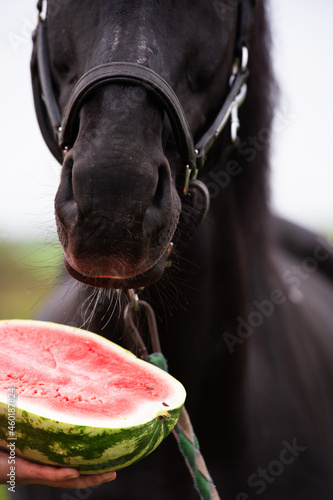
[0,1,332,497]
[0,1,332,317]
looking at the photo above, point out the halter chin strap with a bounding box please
[31,0,256,190]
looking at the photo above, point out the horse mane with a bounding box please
[233,1,277,248]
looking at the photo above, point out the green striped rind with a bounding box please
[0,402,182,473]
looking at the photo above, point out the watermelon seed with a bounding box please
[157,411,171,421]
[162,402,169,407]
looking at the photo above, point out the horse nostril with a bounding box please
[55,156,77,229]
[152,163,169,209]
[142,161,174,240]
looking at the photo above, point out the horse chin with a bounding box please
[63,250,170,289]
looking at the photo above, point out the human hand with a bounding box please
[0,450,116,488]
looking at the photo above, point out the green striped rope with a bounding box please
[149,353,220,500]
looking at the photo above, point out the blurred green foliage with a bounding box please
[0,240,62,320]
[0,239,62,499]
[0,487,8,499]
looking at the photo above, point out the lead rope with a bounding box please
[124,293,221,500]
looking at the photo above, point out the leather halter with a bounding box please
[60,63,197,170]
[31,1,256,188]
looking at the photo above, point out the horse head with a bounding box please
[32,0,251,289]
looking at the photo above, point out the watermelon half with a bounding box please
[0,320,186,473]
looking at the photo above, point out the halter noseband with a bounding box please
[59,63,197,172]
[31,0,256,193]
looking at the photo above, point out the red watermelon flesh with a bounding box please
[0,320,183,426]
[0,320,186,472]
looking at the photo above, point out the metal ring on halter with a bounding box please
[124,293,162,359]
[37,0,47,20]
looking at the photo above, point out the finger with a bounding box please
[16,457,80,483]
[43,471,118,489]
[16,456,116,487]
[21,471,117,488]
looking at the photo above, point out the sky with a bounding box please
[0,0,332,241]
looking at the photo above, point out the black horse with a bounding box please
[18,0,333,498]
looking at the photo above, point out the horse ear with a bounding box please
[31,21,63,164]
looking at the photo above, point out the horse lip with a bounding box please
[63,250,170,289]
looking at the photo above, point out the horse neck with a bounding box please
[148,181,267,445]
[155,4,275,428]
[190,165,270,340]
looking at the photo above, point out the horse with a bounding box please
[19,0,333,498]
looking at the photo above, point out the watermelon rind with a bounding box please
[0,320,186,473]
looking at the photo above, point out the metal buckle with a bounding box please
[230,83,248,143]
[230,46,248,143]
[241,46,249,73]
[183,161,198,197]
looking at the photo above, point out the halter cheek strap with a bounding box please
[31,16,63,163]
